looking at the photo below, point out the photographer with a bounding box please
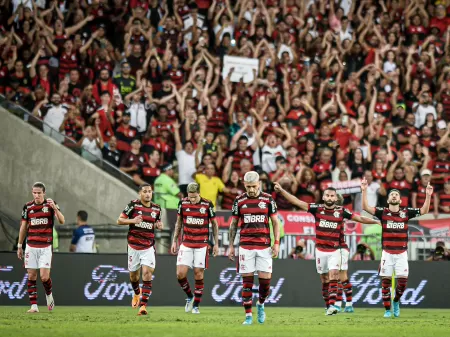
[352,243,375,261]
[289,240,306,260]
[426,242,450,261]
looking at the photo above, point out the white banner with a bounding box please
[222,56,259,83]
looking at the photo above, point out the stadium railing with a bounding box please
[0,95,137,190]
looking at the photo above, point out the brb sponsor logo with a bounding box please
[350,270,426,305]
[386,221,405,229]
[244,215,265,223]
[84,265,154,301]
[136,222,154,229]
[30,218,48,225]
[319,220,338,228]
[211,268,284,304]
[186,217,205,225]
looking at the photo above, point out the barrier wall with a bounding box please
[1,253,447,308]
[0,108,136,232]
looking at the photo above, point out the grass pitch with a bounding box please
[1,306,449,337]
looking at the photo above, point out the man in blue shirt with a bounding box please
[70,211,96,253]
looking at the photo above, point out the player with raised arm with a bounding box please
[361,177,432,318]
[228,171,280,325]
[117,183,163,316]
[17,182,65,313]
[171,182,219,314]
[273,182,379,315]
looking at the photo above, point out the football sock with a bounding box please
[394,278,408,302]
[193,279,204,308]
[382,278,392,310]
[328,280,338,306]
[27,279,37,305]
[258,278,271,304]
[336,281,343,307]
[139,280,152,306]
[242,276,254,316]
[342,279,353,304]
[178,277,193,298]
[131,280,140,295]
[322,282,330,308]
[42,278,52,295]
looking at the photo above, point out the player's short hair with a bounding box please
[324,187,337,194]
[336,194,344,206]
[187,182,200,194]
[77,210,88,221]
[244,171,259,183]
[32,182,46,192]
[388,189,401,197]
[139,183,152,191]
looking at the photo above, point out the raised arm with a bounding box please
[361,177,376,215]
[273,182,309,211]
[420,183,433,215]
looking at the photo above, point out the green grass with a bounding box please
[1,306,449,337]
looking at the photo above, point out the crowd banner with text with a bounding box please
[321,179,362,195]
[222,56,259,83]
[0,253,448,308]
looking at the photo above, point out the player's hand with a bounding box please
[273,182,283,193]
[171,242,178,255]
[272,244,279,258]
[17,247,23,260]
[133,215,143,224]
[156,221,163,230]
[47,199,57,210]
[228,246,235,261]
[361,177,368,191]
[213,244,219,257]
[426,182,433,196]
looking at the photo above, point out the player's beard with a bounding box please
[388,200,400,206]
[324,200,335,207]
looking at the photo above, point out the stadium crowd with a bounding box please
[1,0,450,213]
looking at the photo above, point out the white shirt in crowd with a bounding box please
[413,103,437,129]
[125,101,152,133]
[176,150,196,185]
[383,61,397,74]
[354,181,380,212]
[41,104,68,131]
[261,145,286,173]
[82,137,103,160]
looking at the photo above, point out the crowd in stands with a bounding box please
[1,0,450,213]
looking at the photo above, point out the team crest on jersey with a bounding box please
[151,212,157,218]
[138,211,142,215]
[258,202,266,209]
[30,210,34,214]
[42,207,48,213]
[334,211,340,218]
[399,211,406,218]
[242,204,247,208]
[199,208,206,214]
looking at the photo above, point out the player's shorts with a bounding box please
[340,248,350,271]
[128,245,156,272]
[379,250,409,277]
[176,244,209,269]
[24,245,52,269]
[237,247,273,274]
[316,249,341,274]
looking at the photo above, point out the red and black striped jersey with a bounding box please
[221,182,245,210]
[231,192,278,250]
[231,149,254,171]
[431,160,450,186]
[387,179,412,207]
[374,207,421,254]
[22,200,59,248]
[308,204,353,252]
[59,51,80,77]
[178,197,216,248]
[439,192,450,213]
[121,199,162,250]
[206,106,227,135]
[413,182,435,211]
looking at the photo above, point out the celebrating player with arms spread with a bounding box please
[171,182,219,314]
[274,182,379,315]
[361,177,432,318]
[117,183,163,316]
[18,182,65,313]
[228,171,280,325]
